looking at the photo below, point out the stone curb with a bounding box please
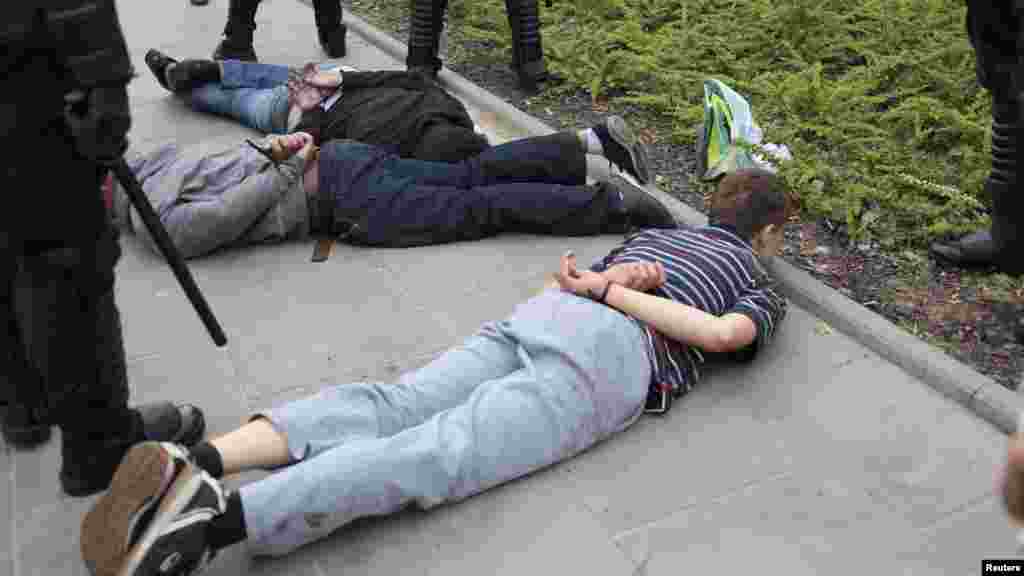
[337,9,1022,435]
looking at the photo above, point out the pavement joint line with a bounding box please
[609,470,795,543]
[307,0,1024,435]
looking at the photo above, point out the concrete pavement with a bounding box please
[1,0,1020,574]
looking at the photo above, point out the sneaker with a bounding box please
[81,443,226,576]
[591,115,652,185]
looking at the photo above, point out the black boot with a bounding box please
[931,94,1020,275]
[213,0,260,61]
[506,0,547,91]
[314,0,347,58]
[406,0,448,76]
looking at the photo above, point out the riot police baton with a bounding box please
[107,157,229,347]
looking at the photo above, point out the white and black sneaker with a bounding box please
[81,442,226,576]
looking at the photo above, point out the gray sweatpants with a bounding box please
[241,289,652,556]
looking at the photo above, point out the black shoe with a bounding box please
[591,115,652,185]
[212,37,258,62]
[81,442,224,576]
[319,25,347,59]
[190,0,209,5]
[930,229,997,268]
[607,174,677,232]
[60,403,205,498]
[1,404,51,449]
[144,49,178,92]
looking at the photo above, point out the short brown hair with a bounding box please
[709,168,792,239]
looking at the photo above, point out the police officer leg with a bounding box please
[930,0,1021,275]
[407,0,448,77]
[15,218,206,497]
[504,0,547,91]
[0,247,52,449]
[213,0,261,62]
[314,0,347,58]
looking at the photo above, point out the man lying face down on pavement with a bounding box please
[82,168,790,576]
[143,49,491,164]
[108,115,676,259]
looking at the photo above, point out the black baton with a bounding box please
[108,158,228,347]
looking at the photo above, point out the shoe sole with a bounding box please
[118,463,204,576]
[606,115,651,185]
[80,444,179,576]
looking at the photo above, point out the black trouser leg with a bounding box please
[990,94,1022,274]
[313,0,343,32]
[223,0,260,41]
[15,217,140,492]
[407,0,448,72]
[0,248,52,448]
[214,0,261,60]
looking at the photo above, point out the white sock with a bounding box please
[578,129,604,156]
[585,154,613,184]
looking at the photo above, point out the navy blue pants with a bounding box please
[319,132,627,247]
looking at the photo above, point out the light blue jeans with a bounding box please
[186,61,292,134]
[240,289,652,556]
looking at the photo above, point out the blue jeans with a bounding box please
[186,61,293,134]
[241,289,652,556]
[319,132,625,246]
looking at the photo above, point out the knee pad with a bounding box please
[991,95,1020,185]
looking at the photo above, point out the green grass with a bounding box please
[436,0,992,249]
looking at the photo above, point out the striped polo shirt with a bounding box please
[590,224,788,399]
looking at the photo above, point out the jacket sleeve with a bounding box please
[154,157,305,259]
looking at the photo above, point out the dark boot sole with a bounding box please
[81,443,178,576]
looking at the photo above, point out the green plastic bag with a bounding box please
[696,79,783,181]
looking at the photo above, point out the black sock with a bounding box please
[591,123,633,179]
[207,491,247,551]
[190,441,224,479]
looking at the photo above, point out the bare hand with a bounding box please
[602,261,666,292]
[270,132,314,161]
[555,251,611,301]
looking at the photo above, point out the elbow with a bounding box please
[705,323,738,353]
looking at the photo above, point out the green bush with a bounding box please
[445,0,993,249]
